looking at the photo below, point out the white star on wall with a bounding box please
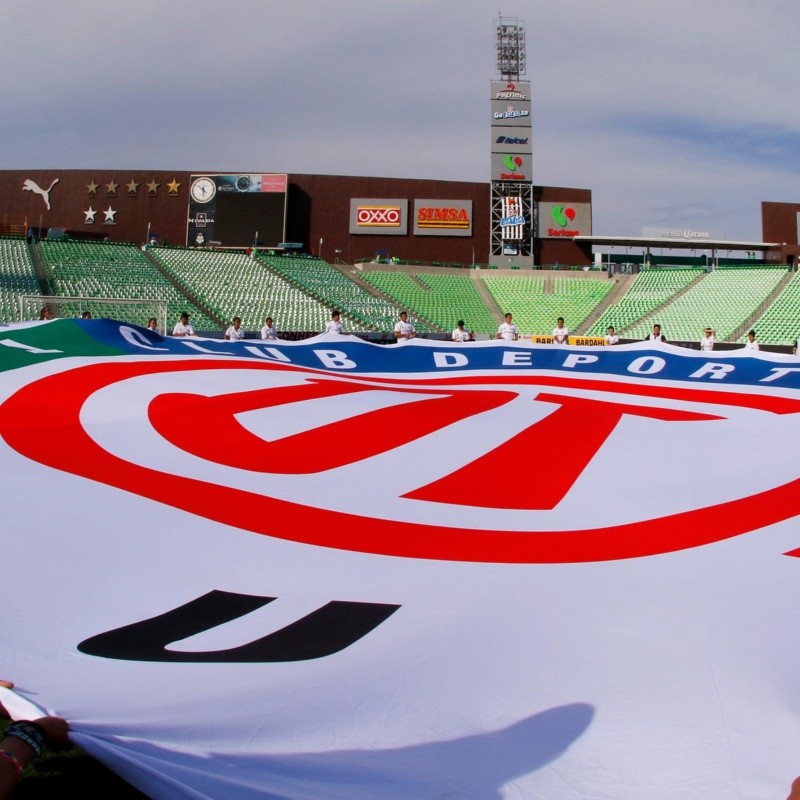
[84,207,97,223]
[103,206,117,224]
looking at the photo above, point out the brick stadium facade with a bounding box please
[0,170,592,266]
[761,201,800,266]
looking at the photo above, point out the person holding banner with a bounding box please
[394,311,415,341]
[261,317,278,340]
[172,312,196,337]
[224,317,245,342]
[700,327,716,351]
[604,325,619,345]
[451,320,472,342]
[325,310,344,335]
[496,313,518,341]
[744,329,759,351]
[645,323,666,344]
[552,317,569,345]
[0,680,70,798]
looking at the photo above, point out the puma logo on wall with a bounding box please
[22,178,60,211]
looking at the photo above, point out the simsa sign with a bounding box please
[349,199,409,235]
[536,201,592,238]
[413,200,472,237]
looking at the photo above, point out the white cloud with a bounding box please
[3,0,800,241]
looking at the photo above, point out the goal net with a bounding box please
[19,295,168,334]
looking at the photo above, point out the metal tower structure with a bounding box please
[495,17,526,81]
[490,15,533,266]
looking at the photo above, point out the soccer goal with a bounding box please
[19,295,168,334]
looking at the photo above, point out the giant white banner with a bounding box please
[0,319,798,799]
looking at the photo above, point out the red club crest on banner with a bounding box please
[1,358,799,563]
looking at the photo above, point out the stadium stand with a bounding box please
[38,240,218,329]
[2,239,795,345]
[153,249,333,333]
[258,255,402,331]
[749,268,800,345]
[0,236,40,322]
[587,268,704,336]
[360,270,492,333]
[622,266,788,342]
[483,275,613,335]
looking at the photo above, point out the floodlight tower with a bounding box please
[490,15,533,267]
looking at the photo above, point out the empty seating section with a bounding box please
[361,271,493,333]
[353,273,436,331]
[154,249,330,333]
[2,240,796,345]
[477,276,544,333]
[259,255,398,331]
[39,241,217,329]
[587,269,703,336]
[623,267,788,342]
[484,275,613,335]
[413,274,497,333]
[0,237,39,322]
[751,269,800,344]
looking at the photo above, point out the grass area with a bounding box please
[1,719,148,798]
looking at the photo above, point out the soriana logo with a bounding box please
[357,205,401,227]
[2,356,799,564]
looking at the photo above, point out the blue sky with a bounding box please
[3,0,800,241]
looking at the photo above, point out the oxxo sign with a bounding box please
[358,207,400,226]
[349,198,408,235]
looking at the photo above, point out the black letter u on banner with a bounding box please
[78,590,400,662]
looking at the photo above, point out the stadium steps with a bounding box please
[622,266,787,342]
[619,270,706,335]
[331,263,447,331]
[143,249,226,328]
[332,263,401,307]
[472,274,504,324]
[575,274,636,335]
[256,259,367,331]
[355,268,449,332]
[28,242,53,295]
[729,268,793,342]
[408,274,431,290]
[0,236,41,322]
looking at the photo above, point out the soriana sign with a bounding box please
[349,198,408,235]
[536,201,593,238]
[413,200,472,237]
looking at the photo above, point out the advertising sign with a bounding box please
[500,195,525,240]
[490,80,531,102]
[413,200,472,236]
[642,226,715,241]
[214,174,287,194]
[536,201,592,238]
[187,174,288,247]
[491,153,531,182]
[491,99,532,127]
[492,126,532,154]
[349,198,408,235]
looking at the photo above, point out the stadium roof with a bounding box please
[574,235,779,251]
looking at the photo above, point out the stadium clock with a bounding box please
[190,177,216,203]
